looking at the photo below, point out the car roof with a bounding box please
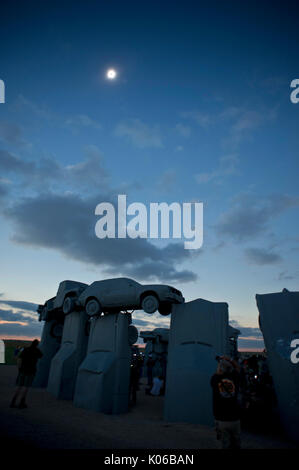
[91,277,140,285]
[58,280,88,290]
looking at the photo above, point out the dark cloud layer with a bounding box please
[0,320,42,338]
[0,180,9,199]
[216,193,299,242]
[0,121,25,146]
[230,320,265,350]
[0,147,107,191]
[4,192,197,284]
[0,142,197,284]
[245,247,282,265]
[0,306,42,338]
[0,300,38,312]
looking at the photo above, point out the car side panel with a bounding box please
[80,279,140,310]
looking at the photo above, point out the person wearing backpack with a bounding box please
[10,339,43,409]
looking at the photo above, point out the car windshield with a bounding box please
[59,280,87,291]
[92,278,140,287]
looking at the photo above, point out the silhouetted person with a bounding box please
[14,346,21,357]
[210,355,241,449]
[129,360,140,405]
[10,339,43,409]
[146,354,155,386]
[150,376,164,396]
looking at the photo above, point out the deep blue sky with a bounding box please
[0,0,298,349]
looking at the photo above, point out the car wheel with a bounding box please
[50,322,63,339]
[158,302,172,316]
[141,295,159,314]
[63,296,76,314]
[85,298,102,316]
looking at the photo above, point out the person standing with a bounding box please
[146,354,155,387]
[210,355,241,449]
[10,339,43,409]
[150,376,164,396]
[129,360,140,405]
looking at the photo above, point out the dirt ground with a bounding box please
[0,365,296,451]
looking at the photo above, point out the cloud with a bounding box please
[215,193,299,242]
[132,311,171,342]
[257,76,287,95]
[156,169,177,192]
[0,300,38,312]
[107,259,197,284]
[0,146,107,192]
[278,271,296,281]
[245,247,282,265]
[0,144,196,284]
[114,119,163,148]
[15,95,54,121]
[230,320,263,339]
[231,110,264,133]
[0,121,26,146]
[230,320,265,350]
[0,179,10,201]
[237,337,265,351]
[3,191,197,284]
[181,105,277,153]
[195,154,239,184]
[14,95,102,135]
[218,107,242,121]
[221,106,278,151]
[0,308,28,323]
[132,318,152,328]
[180,111,211,128]
[0,319,42,338]
[0,305,42,338]
[175,123,191,138]
[65,114,102,131]
[0,149,35,175]
[64,145,107,188]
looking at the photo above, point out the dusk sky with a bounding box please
[0,1,298,350]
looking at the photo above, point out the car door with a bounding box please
[90,280,112,307]
[107,279,137,309]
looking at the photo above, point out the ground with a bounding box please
[0,365,296,451]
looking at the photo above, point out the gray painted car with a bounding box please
[53,280,89,314]
[78,277,184,316]
[37,297,56,321]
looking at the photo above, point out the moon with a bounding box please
[106,68,117,80]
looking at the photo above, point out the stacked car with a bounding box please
[38,277,184,318]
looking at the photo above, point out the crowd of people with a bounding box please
[129,352,166,405]
[210,352,279,449]
[237,353,277,430]
[129,350,278,449]
[11,341,278,449]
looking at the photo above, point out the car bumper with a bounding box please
[164,294,185,304]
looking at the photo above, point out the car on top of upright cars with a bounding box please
[77,277,184,316]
